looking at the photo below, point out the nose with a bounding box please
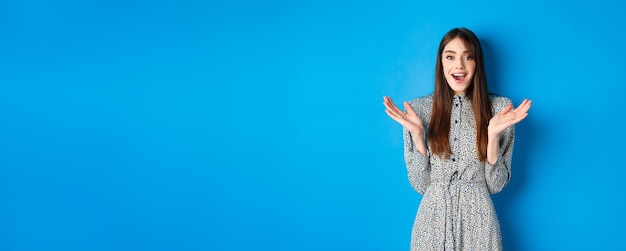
[454,58,465,69]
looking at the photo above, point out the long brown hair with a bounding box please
[428,27,492,161]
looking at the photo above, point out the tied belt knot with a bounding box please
[431,172,486,251]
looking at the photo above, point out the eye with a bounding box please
[445,55,454,60]
[463,55,473,60]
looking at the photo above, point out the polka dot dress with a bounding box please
[403,93,514,251]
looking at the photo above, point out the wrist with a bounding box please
[487,127,500,139]
[408,128,424,139]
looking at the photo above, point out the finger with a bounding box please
[383,97,399,111]
[509,112,529,125]
[514,99,532,114]
[385,109,402,123]
[403,102,415,115]
[383,96,389,105]
[386,106,404,120]
[521,99,532,112]
[384,99,407,119]
[519,99,531,110]
[383,99,394,110]
[504,108,528,121]
[499,104,513,115]
[388,99,407,116]
[384,109,398,120]
[384,100,404,117]
[383,96,391,105]
[513,99,527,111]
[508,108,530,124]
[385,109,407,124]
[383,96,399,110]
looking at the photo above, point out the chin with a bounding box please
[448,84,469,95]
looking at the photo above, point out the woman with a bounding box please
[383,28,531,250]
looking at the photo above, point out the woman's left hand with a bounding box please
[488,99,532,137]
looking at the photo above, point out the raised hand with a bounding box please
[488,99,532,137]
[383,96,424,135]
[384,96,427,154]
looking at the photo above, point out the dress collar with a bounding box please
[453,93,467,100]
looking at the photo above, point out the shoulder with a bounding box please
[408,93,434,108]
[489,94,513,113]
[406,93,433,119]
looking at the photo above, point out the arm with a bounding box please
[404,127,431,194]
[484,124,514,194]
[384,96,430,194]
[485,98,531,194]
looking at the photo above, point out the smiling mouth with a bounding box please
[452,73,466,82]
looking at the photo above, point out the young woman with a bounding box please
[383,28,531,250]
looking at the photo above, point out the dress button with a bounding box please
[452,158,456,162]
[455,120,458,123]
[455,103,459,107]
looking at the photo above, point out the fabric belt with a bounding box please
[430,177,486,250]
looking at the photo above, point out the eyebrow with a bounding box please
[443,50,469,54]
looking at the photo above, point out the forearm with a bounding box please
[486,132,500,165]
[409,128,427,156]
[484,129,512,194]
[404,127,431,194]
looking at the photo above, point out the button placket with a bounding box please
[450,96,462,167]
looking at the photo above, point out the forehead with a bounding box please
[443,37,469,53]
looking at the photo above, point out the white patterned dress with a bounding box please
[404,93,514,251]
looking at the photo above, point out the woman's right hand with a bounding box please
[383,96,424,136]
[384,96,427,155]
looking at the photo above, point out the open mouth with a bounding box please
[452,73,466,82]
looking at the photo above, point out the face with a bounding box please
[441,37,476,95]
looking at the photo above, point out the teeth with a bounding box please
[452,73,465,80]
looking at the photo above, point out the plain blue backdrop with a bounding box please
[1,0,625,250]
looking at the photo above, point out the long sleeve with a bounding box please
[484,124,515,194]
[404,126,431,194]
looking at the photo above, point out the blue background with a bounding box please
[1,0,624,250]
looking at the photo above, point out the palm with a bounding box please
[489,99,532,136]
[383,96,423,133]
